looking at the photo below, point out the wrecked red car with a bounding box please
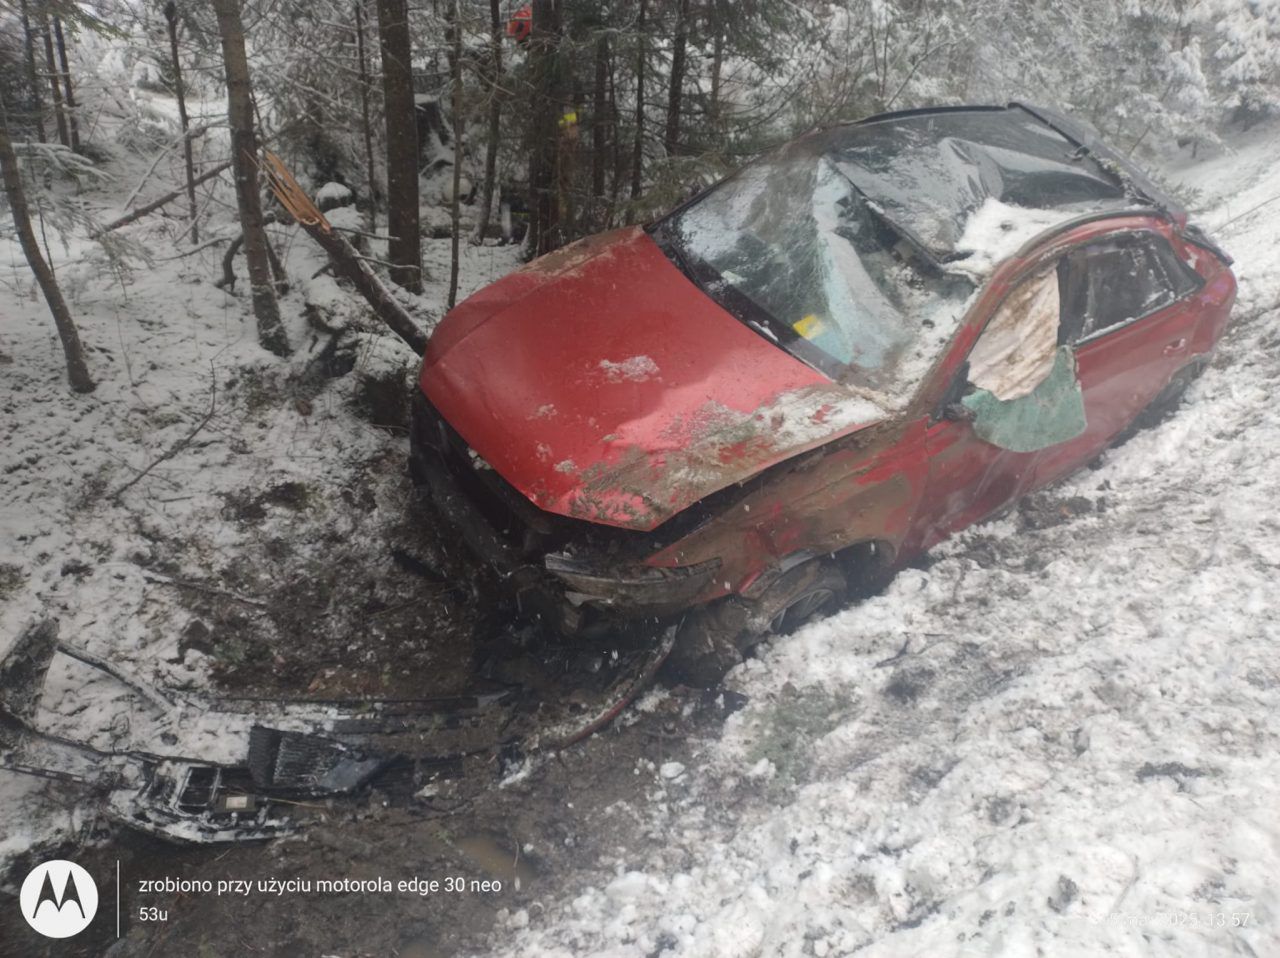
[411,103,1235,680]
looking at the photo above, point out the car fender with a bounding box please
[647,419,928,602]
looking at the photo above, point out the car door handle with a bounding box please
[1163,338,1186,356]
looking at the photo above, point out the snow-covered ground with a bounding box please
[481,130,1280,956]
[0,93,521,863]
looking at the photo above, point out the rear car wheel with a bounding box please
[1111,358,1208,447]
[664,560,847,687]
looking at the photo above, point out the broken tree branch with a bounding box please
[214,232,244,289]
[214,225,288,293]
[140,571,269,609]
[92,160,232,238]
[258,151,428,354]
[56,641,176,711]
[112,375,216,501]
[122,123,209,210]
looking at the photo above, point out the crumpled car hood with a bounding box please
[420,226,887,531]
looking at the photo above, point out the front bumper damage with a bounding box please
[409,392,719,635]
[542,553,720,616]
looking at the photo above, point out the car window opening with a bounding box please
[1059,234,1202,343]
[960,265,1087,452]
[968,267,1060,400]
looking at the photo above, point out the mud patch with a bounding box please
[0,562,23,601]
[1018,493,1098,530]
[884,665,935,705]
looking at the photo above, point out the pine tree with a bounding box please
[0,97,94,393]
[376,0,424,292]
[212,0,291,356]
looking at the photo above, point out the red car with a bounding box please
[410,103,1235,681]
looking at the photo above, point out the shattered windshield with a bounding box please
[657,137,972,402]
[654,107,1138,404]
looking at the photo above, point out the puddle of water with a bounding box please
[454,832,538,888]
[398,938,443,958]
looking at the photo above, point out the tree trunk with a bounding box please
[607,43,623,224]
[39,9,70,148]
[590,32,608,224]
[663,0,690,158]
[376,0,423,292]
[447,0,462,308]
[211,0,290,356]
[354,0,378,234]
[709,22,724,135]
[18,0,46,143]
[0,103,94,393]
[261,150,429,353]
[526,0,566,257]
[471,0,503,244]
[51,17,78,151]
[630,0,647,199]
[164,2,198,243]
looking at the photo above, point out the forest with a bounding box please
[3,0,1279,385]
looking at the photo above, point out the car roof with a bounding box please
[800,103,1182,265]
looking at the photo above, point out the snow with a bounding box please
[598,356,661,383]
[949,197,1082,279]
[482,126,1280,957]
[314,181,353,206]
[0,84,522,864]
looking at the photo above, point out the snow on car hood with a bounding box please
[420,227,888,531]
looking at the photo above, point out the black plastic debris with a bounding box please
[0,619,59,721]
[247,726,390,794]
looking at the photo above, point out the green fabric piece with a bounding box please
[961,346,1087,453]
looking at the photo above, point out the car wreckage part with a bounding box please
[663,559,848,687]
[0,619,676,844]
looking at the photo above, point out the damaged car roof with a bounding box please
[803,102,1176,262]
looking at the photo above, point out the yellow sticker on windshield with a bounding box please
[793,314,826,339]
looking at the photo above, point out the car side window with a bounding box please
[1057,234,1200,345]
[956,266,1088,452]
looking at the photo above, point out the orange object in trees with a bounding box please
[507,4,532,43]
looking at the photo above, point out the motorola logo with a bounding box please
[19,860,98,938]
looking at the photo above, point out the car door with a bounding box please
[913,268,1063,550]
[1025,230,1205,489]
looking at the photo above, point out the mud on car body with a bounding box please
[410,102,1236,681]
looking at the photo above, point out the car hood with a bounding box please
[420,226,888,531]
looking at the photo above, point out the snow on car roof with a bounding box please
[818,104,1149,263]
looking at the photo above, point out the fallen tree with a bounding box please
[258,151,429,355]
[93,160,232,237]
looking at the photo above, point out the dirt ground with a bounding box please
[0,409,733,956]
[0,685,728,956]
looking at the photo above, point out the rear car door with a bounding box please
[1026,230,1205,488]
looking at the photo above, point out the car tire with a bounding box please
[664,560,847,687]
